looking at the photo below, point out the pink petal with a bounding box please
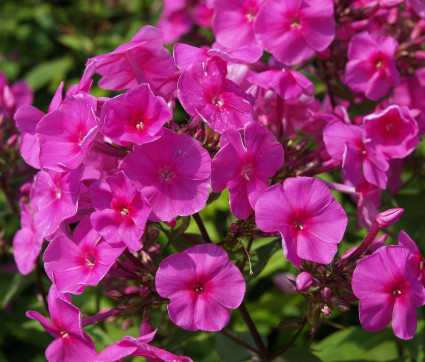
[194,293,230,331]
[296,230,338,265]
[359,293,393,332]
[168,290,197,330]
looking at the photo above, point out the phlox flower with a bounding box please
[248,68,315,100]
[36,94,99,172]
[96,329,193,361]
[254,0,335,65]
[255,177,347,266]
[120,129,211,222]
[363,105,419,160]
[100,83,172,146]
[155,244,246,331]
[14,105,45,169]
[211,121,284,219]
[352,245,425,340]
[31,167,83,237]
[12,201,44,275]
[212,0,263,49]
[26,285,97,362]
[177,56,254,133]
[90,171,151,252]
[87,25,176,96]
[323,120,389,189]
[345,31,400,101]
[44,216,125,294]
[398,230,425,287]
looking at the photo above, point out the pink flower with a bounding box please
[211,121,284,219]
[323,120,389,189]
[90,172,151,252]
[31,167,83,237]
[254,0,335,65]
[13,201,44,275]
[26,286,97,361]
[155,244,246,331]
[37,94,99,172]
[352,245,425,339]
[177,56,254,133]
[345,31,400,101]
[100,84,172,146]
[248,68,315,100]
[212,0,262,49]
[14,105,44,169]
[87,26,176,96]
[363,105,419,160]
[44,216,125,294]
[255,177,347,266]
[398,230,425,287]
[120,129,211,222]
[96,329,193,361]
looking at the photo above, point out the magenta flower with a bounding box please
[100,84,172,146]
[96,329,193,361]
[15,105,45,169]
[90,171,151,252]
[120,129,211,222]
[155,244,246,331]
[44,216,125,294]
[254,0,335,65]
[87,25,176,95]
[398,230,425,287]
[248,68,315,100]
[26,286,97,362]
[37,94,99,172]
[211,121,284,219]
[212,0,262,49]
[352,245,425,340]
[255,177,347,266]
[345,31,400,101]
[323,120,389,189]
[13,202,44,275]
[31,167,83,237]
[363,105,419,160]
[177,56,254,133]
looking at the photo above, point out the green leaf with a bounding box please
[173,233,203,252]
[24,57,73,91]
[166,328,196,349]
[282,347,323,362]
[168,216,191,242]
[312,327,398,361]
[215,331,255,362]
[2,273,25,309]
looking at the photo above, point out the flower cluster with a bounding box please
[7,0,425,360]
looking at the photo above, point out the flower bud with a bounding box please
[321,287,332,299]
[376,208,404,228]
[321,305,331,315]
[296,271,316,291]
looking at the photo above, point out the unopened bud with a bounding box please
[321,287,332,299]
[321,305,331,315]
[330,296,350,312]
[376,208,404,228]
[296,272,317,291]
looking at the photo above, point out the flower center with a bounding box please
[241,163,253,181]
[193,283,204,294]
[160,168,174,182]
[136,121,145,130]
[60,331,69,339]
[294,220,304,230]
[85,253,96,267]
[392,289,402,297]
[386,122,394,133]
[290,17,301,28]
[246,13,255,22]
[121,207,129,216]
[212,96,223,108]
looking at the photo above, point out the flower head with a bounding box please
[352,245,425,339]
[155,244,246,331]
[255,177,347,266]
